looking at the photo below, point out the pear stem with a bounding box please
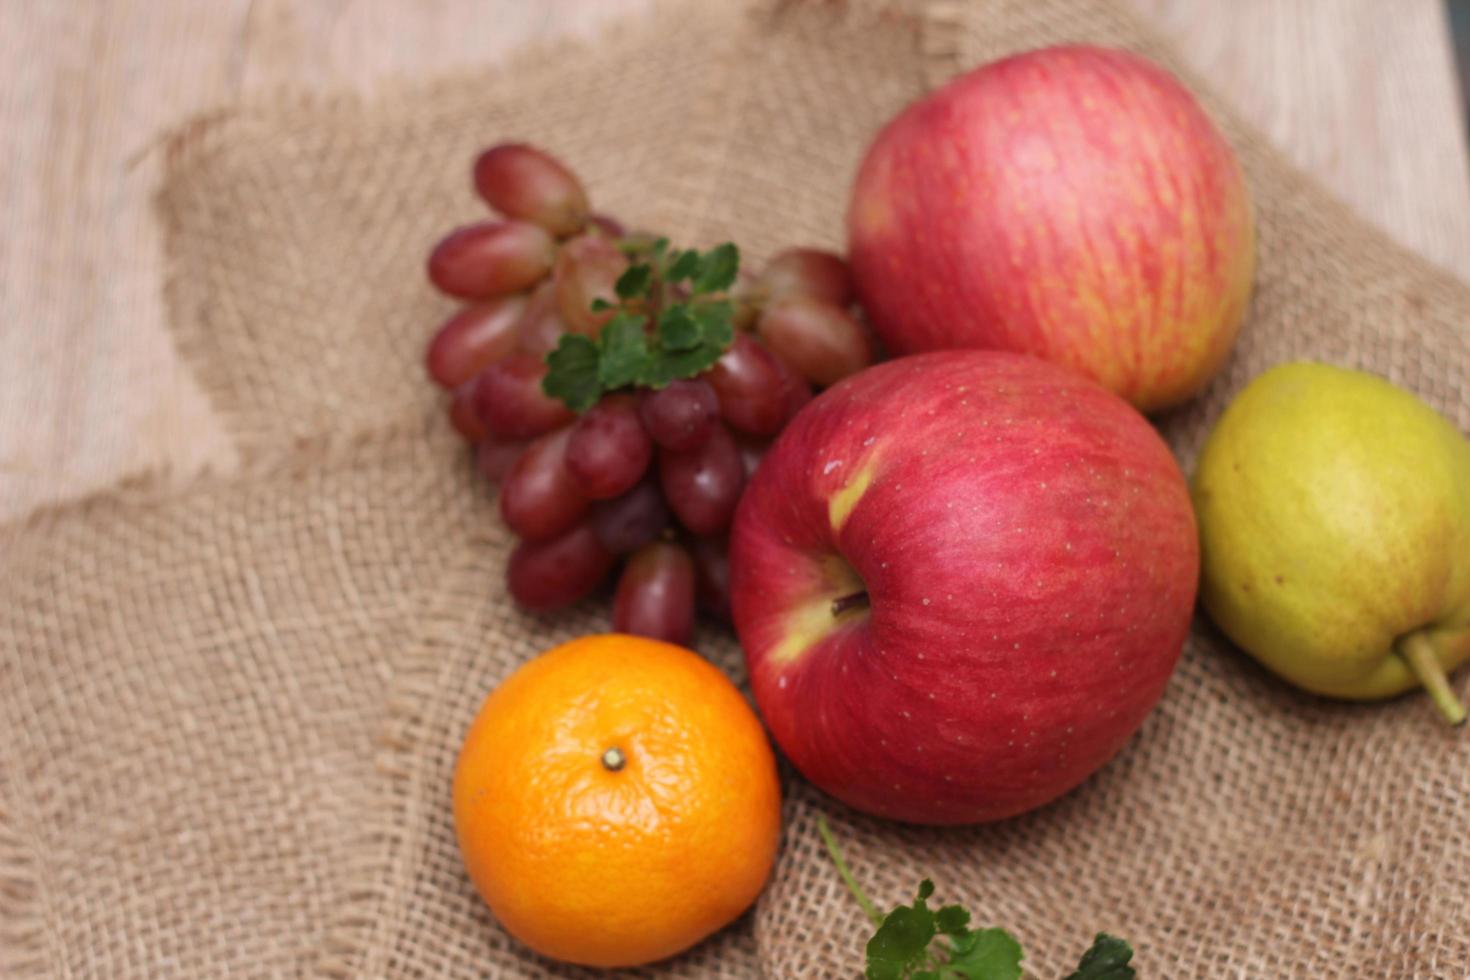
[1397,631,1467,726]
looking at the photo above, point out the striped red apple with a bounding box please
[730,352,1198,824]
[848,45,1254,412]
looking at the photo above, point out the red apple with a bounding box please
[848,45,1254,413]
[729,351,1197,824]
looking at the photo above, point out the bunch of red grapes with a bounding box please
[424,143,874,644]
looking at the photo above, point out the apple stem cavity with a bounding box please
[1397,631,1468,726]
[816,813,883,926]
[830,590,870,619]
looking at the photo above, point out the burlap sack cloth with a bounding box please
[5,0,1470,976]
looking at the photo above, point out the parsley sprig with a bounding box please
[541,239,740,411]
[817,815,1136,980]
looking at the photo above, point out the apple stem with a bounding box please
[816,813,883,926]
[830,591,870,619]
[1397,631,1467,726]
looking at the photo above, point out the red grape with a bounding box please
[554,235,626,335]
[449,382,488,443]
[427,221,554,300]
[658,423,744,535]
[472,353,575,440]
[759,247,853,306]
[424,151,856,629]
[473,144,590,237]
[776,349,813,420]
[730,270,761,328]
[639,379,719,451]
[506,520,614,612]
[757,297,874,387]
[689,535,731,622]
[514,279,566,356]
[500,427,587,541]
[733,433,769,478]
[565,394,652,499]
[590,479,669,554]
[704,333,802,436]
[477,437,528,484]
[425,295,526,388]
[613,541,696,645]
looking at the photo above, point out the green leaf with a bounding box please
[820,817,1129,980]
[615,263,652,300]
[597,312,650,390]
[934,905,971,937]
[538,238,741,409]
[692,241,739,293]
[640,298,732,386]
[1063,934,1134,980]
[690,299,735,349]
[657,306,701,351]
[865,897,936,980]
[542,335,602,412]
[636,340,720,387]
[944,927,1023,980]
[665,248,702,283]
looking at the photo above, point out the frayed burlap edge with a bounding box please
[150,0,735,181]
[151,0,747,462]
[0,426,450,544]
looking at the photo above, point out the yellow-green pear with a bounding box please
[1193,361,1470,724]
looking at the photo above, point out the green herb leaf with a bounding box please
[690,299,735,350]
[639,299,732,386]
[934,905,971,937]
[665,248,702,283]
[540,239,741,410]
[541,334,602,412]
[635,341,717,387]
[657,306,701,351]
[865,881,937,980]
[597,312,650,390]
[615,263,653,300]
[1063,934,1135,980]
[945,927,1023,980]
[693,242,739,293]
[818,814,1131,980]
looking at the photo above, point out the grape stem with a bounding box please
[816,813,883,926]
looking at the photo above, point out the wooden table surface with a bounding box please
[2,0,1469,523]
